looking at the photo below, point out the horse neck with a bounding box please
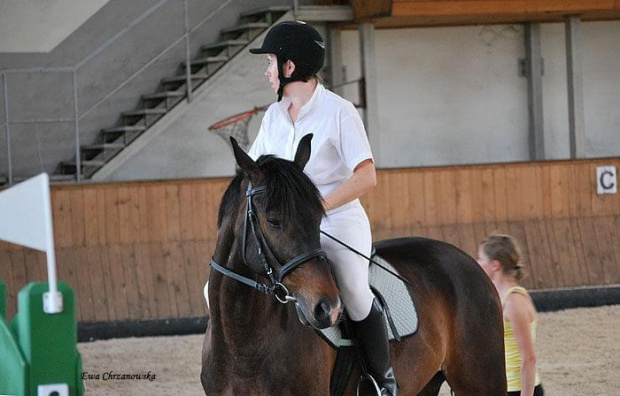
[210,268,312,384]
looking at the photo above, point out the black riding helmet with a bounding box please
[250,20,325,101]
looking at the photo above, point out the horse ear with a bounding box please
[294,134,313,170]
[230,137,260,177]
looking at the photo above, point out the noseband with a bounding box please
[211,183,327,304]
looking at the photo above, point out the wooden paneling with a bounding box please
[0,179,221,322]
[361,158,620,292]
[365,158,620,227]
[1,160,619,323]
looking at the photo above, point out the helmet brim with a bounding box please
[249,47,270,54]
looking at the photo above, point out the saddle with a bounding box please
[317,254,419,396]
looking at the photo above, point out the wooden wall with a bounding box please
[363,159,620,291]
[1,158,619,322]
[0,178,229,322]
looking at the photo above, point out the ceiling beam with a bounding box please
[344,0,620,29]
[391,0,619,18]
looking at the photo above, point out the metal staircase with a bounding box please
[55,6,292,180]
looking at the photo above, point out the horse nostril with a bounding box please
[314,298,332,323]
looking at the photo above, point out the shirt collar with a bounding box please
[276,82,325,122]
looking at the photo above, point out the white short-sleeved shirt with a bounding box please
[248,83,373,200]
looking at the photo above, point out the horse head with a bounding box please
[215,135,341,329]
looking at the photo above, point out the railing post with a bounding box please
[72,70,82,183]
[3,73,12,186]
[184,0,193,102]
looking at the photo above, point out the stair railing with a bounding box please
[0,0,258,186]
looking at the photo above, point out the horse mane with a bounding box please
[217,155,324,227]
[217,175,242,227]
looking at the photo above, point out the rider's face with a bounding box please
[265,54,279,93]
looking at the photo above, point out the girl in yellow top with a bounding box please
[477,234,544,396]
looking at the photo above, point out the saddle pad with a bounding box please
[318,254,418,348]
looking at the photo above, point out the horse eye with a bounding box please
[266,218,282,228]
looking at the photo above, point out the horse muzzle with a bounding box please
[295,295,342,330]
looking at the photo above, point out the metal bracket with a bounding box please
[519,58,545,77]
[43,291,64,314]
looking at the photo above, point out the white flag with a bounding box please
[0,173,54,252]
[0,173,62,313]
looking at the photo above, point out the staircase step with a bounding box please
[222,22,270,35]
[201,39,249,52]
[82,160,105,167]
[122,108,168,118]
[65,159,105,168]
[102,125,147,134]
[82,143,125,151]
[50,7,291,182]
[184,55,228,68]
[142,91,185,101]
[162,74,209,85]
[240,6,291,20]
[1,173,79,185]
[49,174,77,184]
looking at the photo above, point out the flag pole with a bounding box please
[0,173,63,313]
[40,173,62,313]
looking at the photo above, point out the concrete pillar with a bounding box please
[326,26,344,97]
[359,22,380,163]
[565,16,586,158]
[525,23,545,160]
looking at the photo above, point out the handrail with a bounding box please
[7,119,76,124]
[2,73,11,186]
[1,67,74,74]
[78,33,186,120]
[189,0,235,35]
[0,0,249,185]
[74,0,170,71]
[78,0,237,120]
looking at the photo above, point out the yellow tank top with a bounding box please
[502,286,541,392]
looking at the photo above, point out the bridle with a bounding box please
[210,182,327,304]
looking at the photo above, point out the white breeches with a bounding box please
[204,281,210,311]
[320,201,374,321]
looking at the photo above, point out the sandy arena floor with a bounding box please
[78,305,620,395]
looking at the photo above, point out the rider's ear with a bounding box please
[231,137,260,178]
[294,134,313,170]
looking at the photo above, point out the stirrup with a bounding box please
[356,373,381,396]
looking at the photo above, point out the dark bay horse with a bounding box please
[201,136,506,395]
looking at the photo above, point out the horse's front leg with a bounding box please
[201,323,229,395]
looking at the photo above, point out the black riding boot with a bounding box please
[351,298,398,396]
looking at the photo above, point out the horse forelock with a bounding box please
[256,155,324,222]
[218,156,324,227]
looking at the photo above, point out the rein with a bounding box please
[320,230,414,288]
[210,183,327,304]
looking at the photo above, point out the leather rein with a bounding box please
[210,183,327,304]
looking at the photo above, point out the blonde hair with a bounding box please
[480,234,526,281]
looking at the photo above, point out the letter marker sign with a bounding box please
[596,165,617,195]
